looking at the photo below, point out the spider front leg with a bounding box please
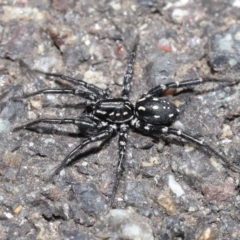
[131,119,240,172]
[12,117,98,133]
[48,73,109,98]
[111,123,129,207]
[13,88,98,102]
[29,70,110,99]
[121,35,139,99]
[142,77,235,98]
[166,127,240,173]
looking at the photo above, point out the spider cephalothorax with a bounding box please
[14,36,240,206]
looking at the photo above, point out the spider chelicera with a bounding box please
[14,36,240,206]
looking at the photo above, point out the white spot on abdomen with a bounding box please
[138,106,146,111]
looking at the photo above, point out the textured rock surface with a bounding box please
[0,0,240,239]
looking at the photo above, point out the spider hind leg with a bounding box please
[131,119,240,173]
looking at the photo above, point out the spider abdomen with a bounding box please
[135,96,179,125]
[94,98,134,123]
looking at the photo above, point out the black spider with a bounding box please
[14,36,240,206]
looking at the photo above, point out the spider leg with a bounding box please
[13,88,98,101]
[121,35,139,99]
[46,125,117,182]
[111,123,129,207]
[166,127,240,172]
[142,77,236,98]
[36,71,109,99]
[131,118,240,172]
[12,117,98,132]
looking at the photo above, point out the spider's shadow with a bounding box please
[25,126,83,138]
[25,125,113,171]
[41,102,86,110]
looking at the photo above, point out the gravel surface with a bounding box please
[0,0,240,239]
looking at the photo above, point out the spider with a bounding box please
[13,36,240,206]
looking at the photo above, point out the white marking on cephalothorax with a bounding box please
[153,97,159,101]
[116,113,120,116]
[138,106,146,111]
[110,115,133,123]
[123,112,128,115]
[176,108,180,112]
[109,112,114,116]
[177,130,182,135]
[175,81,179,86]
[125,104,132,110]
[152,105,159,110]
[163,106,166,109]
[96,110,107,115]
[154,115,160,118]
[169,114,174,118]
